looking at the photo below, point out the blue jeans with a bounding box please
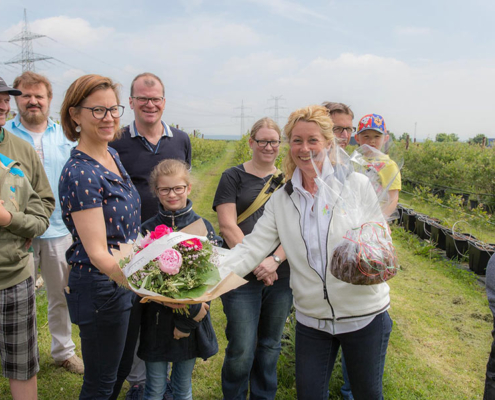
[143,359,196,400]
[64,267,134,400]
[484,319,495,399]
[221,277,293,400]
[340,353,354,400]
[295,312,393,400]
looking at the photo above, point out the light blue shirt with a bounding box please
[5,115,75,239]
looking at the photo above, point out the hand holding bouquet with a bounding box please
[114,222,246,304]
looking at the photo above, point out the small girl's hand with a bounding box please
[193,302,209,322]
[173,327,190,340]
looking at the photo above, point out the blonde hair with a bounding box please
[13,71,53,99]
[283,105,334,179]
[249,117,281,140]
[149,159,191,196]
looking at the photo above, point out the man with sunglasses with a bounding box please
[4,72,83,375]
[110,73,191,400]
[322,101,356,400]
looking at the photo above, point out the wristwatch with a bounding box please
[271,254,282,264]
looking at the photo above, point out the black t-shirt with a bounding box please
[213,164,289,280]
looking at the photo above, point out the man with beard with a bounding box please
[4,72,83,374]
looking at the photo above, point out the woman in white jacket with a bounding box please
[221,105,393,400]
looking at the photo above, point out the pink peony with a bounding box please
[157,248,183,275]
[150,224,172,240]
[180,238,203,250]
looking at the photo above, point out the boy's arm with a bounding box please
[383,189,399,218]
[1,188,50,238]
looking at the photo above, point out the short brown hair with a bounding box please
[130,73,165,97]
[60,74,121,141]
[149,159,191,196]
[249,117,281,140]
[283,105,334,179]
[322,101,354,119]
[13,71,53,99]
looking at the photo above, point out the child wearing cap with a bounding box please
[355,113,401,218]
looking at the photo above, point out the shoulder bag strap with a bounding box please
[236,169,284,225]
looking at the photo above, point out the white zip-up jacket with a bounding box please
[222,171,391,322]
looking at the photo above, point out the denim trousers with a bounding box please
[64,267,134,400]
[484,319,495,399]
[221,277,293,400]
[143,358,196,400]
[340,353,354,400]
[295,311,393,400]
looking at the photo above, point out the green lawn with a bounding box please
[0,142,491,399]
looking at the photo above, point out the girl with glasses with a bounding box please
[138,159,221,400]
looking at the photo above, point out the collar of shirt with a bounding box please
[129,120,173,139]
[0,127,4,143]
[10,114,57,133]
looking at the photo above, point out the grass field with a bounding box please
[0,141,491,399]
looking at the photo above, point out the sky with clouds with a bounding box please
[1,0,494,140]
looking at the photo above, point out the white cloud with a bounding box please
[214,51,298,84]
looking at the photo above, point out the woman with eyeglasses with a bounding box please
[58,75,141,399]
[213,118,293,400]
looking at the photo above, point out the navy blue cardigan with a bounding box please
[138,199,221,362]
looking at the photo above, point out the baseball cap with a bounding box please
[0,77,22,96]
[357,114,387,135]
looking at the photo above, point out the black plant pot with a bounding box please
[415,217,429,240]
[468,241,495,275]
[431,223,449,250]
[403,211,417,233]
[432,188,445,198]
[445,232,474,260]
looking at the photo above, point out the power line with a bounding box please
[4,8,54,72]
[233,100,253,135]
[265,95,287,125]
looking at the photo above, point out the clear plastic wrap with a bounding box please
[311,145,399,285]
[349,143,404,221]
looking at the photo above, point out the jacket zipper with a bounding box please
[289,192,335,318]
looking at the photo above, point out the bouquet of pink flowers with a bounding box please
[118,224,223,300]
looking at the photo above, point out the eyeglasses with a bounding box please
[333,126,356,135]
[253,139,281,148]
[79,105,125,120]
[156,185,188,196]
[131,96,165,106]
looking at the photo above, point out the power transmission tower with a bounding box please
[266,95,287,125]
[233,100,253,135]
[4,9,53,72]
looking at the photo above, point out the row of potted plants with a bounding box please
[396,204,495,275]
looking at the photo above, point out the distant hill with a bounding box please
[203,134,241,141]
